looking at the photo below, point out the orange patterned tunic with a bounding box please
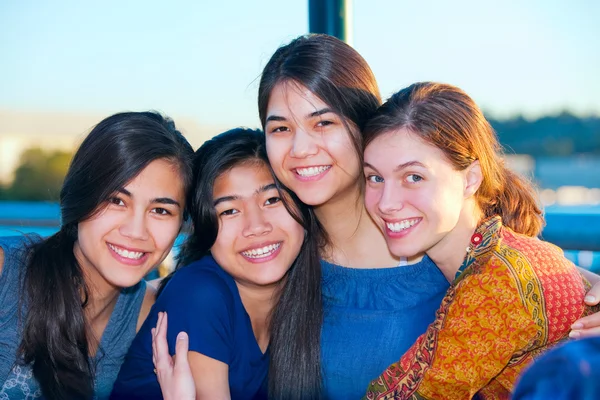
[364,216,599,400]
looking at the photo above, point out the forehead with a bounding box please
[213,162,274,197]
[365,129,447,165]
[125,158,185,196]
[266,81,330,116]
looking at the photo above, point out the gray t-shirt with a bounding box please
[0,235,146,399]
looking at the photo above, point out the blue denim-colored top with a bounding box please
[0,235,146,399]
[112,255,268,400]
[320,255,449,399]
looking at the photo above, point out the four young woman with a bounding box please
[1,34,600,400]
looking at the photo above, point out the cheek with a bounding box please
[266,138,287,167]
[326,131,359,165]
[151,220,182,250]
[275,211,305,250]
[211,221,238,262]
[364,186,380,214]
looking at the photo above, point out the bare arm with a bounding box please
[189,352,230,400]
[0,247,4,277]
[579,267,600,285]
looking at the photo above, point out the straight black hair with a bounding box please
[159,128,324,399]
[19,111,194,399]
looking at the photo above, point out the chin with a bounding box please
[297,191,333,207]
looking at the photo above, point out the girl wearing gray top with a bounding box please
[0,111,193,399]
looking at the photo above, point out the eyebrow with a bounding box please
[117,188,181,207]
[265,107,333,123]
[213,183,278,207]
[363,160,427,172]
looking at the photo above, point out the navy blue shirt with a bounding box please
[320,255,449,399]
[112,256,268,400]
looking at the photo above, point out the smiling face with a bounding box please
[264,81,361,207]
[210,161,305,289]
[75,158,186,291]
[364,129,471,259]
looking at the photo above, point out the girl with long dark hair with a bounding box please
[0,111,194,399]
[112,128,323,400]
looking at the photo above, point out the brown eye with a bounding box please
[265,197,281,206]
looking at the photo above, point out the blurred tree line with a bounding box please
[0,113,599,201]
[490,112,600,156]
[0,148,72,201]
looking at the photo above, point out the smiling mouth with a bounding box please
[386,218,420,233]
[108,243,146,260]
[294,165,331,177]
[240,242,282,259]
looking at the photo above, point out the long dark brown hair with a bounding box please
[159,128,325,400]
[19,111,194,399]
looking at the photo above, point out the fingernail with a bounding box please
[571,322,583,329]
[177,332,188,340]
[569,330,581,338]
[585,295,596,303]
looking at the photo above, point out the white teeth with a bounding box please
[386,219,419,232]
[242,243,281,259]
[109,243,144,260]
[296,166,331,177]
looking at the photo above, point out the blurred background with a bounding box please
[1,0,599,274]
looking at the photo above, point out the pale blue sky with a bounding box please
[1,0,598,130]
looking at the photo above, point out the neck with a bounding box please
[314,184,400,268]
[74,243,121,349]
[236,282,279,351]
[428,202,483,282]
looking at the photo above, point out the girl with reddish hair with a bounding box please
[362,82,600,399]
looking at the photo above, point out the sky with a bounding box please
[1,0,599,133]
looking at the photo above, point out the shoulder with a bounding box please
[0,234,40,280]
[495,227,576,274]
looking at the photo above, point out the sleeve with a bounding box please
[364,257,540,400]
[156,265,235,365]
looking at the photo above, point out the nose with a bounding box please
[290,128,318,159]
[377,182,404,215]
[242,204,273,237]
[119,210,150,241]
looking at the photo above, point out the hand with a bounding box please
[152,312,196,400]
[570,281,600,339]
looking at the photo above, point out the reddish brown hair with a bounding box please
[364,82,544,236]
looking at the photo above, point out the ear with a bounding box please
[464,160,483,198]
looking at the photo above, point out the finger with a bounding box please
[157,312,168,338]
[584,282,600,306]
[569,325,600,339]
[174,331,190,371]
[156,311,164,331]
[154,314,172,369]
